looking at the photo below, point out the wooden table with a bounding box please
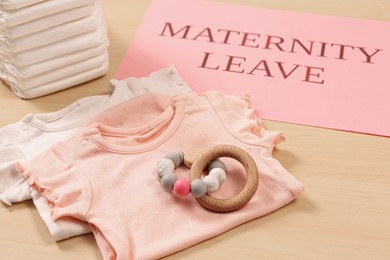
[1,1,389,259]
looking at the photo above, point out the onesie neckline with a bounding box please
[90,95,187,154]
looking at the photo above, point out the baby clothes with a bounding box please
[18,91,303,259]
[0,0,109,98]
[0,65,192,241]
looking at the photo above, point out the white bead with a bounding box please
[203,175,220,193]
[209,168,226,184]
[158,158,175,171]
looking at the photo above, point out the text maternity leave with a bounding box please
[158,22,382,84]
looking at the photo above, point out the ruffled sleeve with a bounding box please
[204,91,285,151]
[16,143,92,221]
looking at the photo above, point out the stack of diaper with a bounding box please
[0,0,109,99]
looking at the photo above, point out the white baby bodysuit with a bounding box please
[0,65,192,240]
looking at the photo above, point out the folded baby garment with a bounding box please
[0,65,192,240]
[0,3,96,39]
[16,91,303,259]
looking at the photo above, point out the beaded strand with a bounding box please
[156,151,226,197]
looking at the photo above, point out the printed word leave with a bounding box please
[199,52,324,84]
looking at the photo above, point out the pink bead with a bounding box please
[173,179,191,197]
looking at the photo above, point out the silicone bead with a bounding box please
[209,168,226,184]
[165,151,182,168]
[158,150,226,198]
[203,175,220,193]
[161,173,178,191]
[156,167,172,179]
[177,150,184,165]
[190,179,207,198]
[208,159,226,172]
[173,179,191,197]
[158,158,175,171]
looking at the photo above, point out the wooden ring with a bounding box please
[189,144,259,213]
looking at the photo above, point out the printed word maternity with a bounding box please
[158,22,383,84]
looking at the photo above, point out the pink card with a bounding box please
[116,0,390,137]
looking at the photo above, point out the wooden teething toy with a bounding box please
[188,145,259,213]
[156,144,259,213]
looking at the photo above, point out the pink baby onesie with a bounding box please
[18,91,303,259]
[0,65,191,241]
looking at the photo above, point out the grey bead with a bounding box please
[177,150,184,164]
[165,151,182,168]
[157,167,172,179]
[161,173,178,191]
[208,158,226,172]
[190,179,207,198]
